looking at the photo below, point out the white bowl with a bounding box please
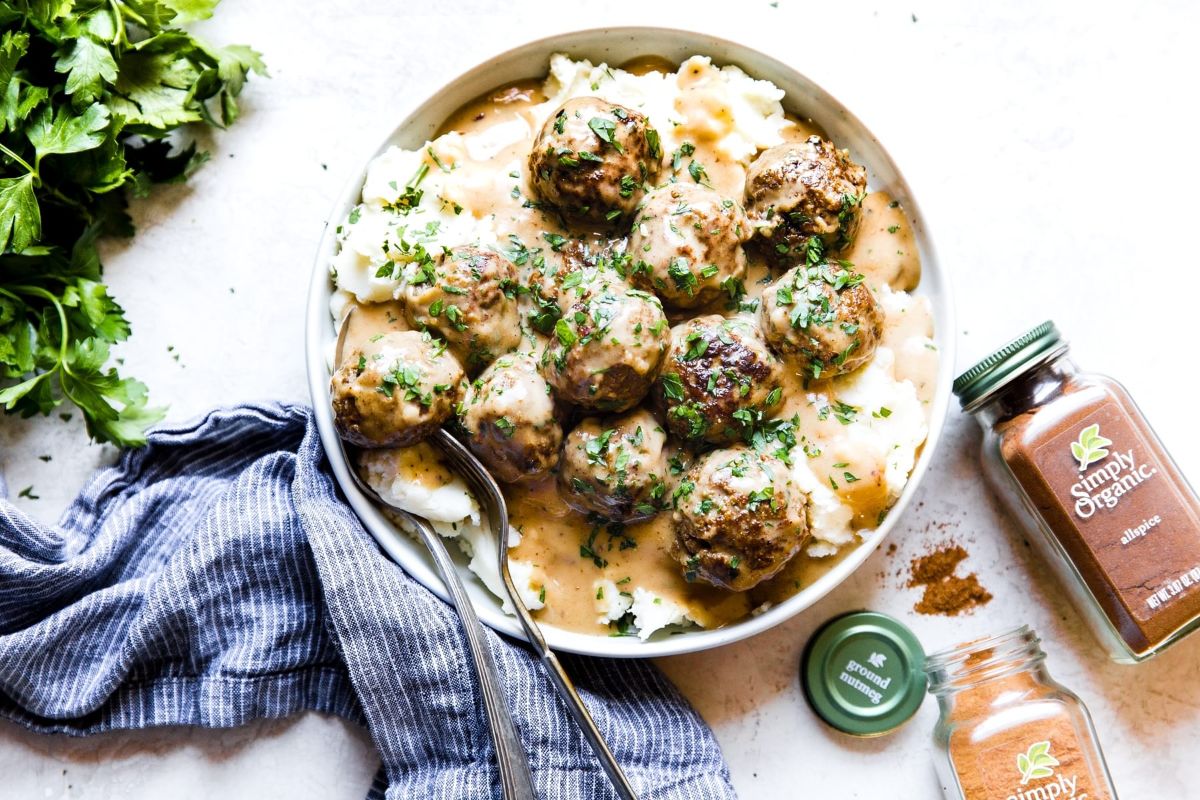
[305,26,955,658]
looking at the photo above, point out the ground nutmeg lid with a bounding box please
[801,611,927,737]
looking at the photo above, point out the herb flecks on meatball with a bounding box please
[540,269,668,412]
[672,446,810,592]
[558,408,670,522]
[460,353,562,483]
[760,261,883,380]
[332,331,464,448]
[528,97,661,224]
[405,245,522,373]
[628,182,749,309]
[744,136,868,265]
[653,315,784,445]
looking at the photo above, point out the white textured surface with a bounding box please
[2,0,1199,797]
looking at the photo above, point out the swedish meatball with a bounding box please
[332,331,464,448]
[460,353,562,483]
[540,270,668,412]
[672,446,809,591]
[558,408,670,521]
[744,136,867,264]
[628,183,749,309]
[653,316,784,445]
[759,262,883,380]
[404,245,521,372]
[527,235,627,303]
[528,97,660,224]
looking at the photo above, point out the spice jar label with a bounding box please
[1032,401,1200,628]
[962,727,1113,800]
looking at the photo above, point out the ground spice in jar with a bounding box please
[908,544,993,616]
[956,322,1200,662]
[926,627,1118,800]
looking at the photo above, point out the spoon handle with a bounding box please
[412,516,538,800]
[537,649,641,800]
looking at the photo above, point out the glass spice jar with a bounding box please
[954,322,1200,663]
[925,626,1118,800]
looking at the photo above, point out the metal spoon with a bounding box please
[433,428,641,800]
[334,312,537,800]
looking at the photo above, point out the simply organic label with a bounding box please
[999,740,1092,800]
[964,737,1111,800]
[1066,423,1158,520]
[1033,400,1200,623]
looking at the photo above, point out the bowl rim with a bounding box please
[305,24,956,658]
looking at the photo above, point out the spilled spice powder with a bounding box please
[907,544,992,615]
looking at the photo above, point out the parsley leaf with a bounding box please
[0,2,263,447]
[587,116,623,153]
[55,36,119,103]
[27,103,111,165]
[0,174,39,251]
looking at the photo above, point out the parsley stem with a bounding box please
[0,143,36,179]
[10,285,72,371]
[42,185,91,216]
[111,0,145,31]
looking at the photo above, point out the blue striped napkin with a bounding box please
[0,403,737,799]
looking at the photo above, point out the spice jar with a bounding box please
[955,322,1200,663]
[926,626,1118,800]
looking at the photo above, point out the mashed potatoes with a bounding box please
[332,54,936,640]
[359,443,544,615]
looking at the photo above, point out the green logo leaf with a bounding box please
[1071,424,1112,471]
[1017,740,1060,784]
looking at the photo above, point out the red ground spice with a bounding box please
[907,544,992,616]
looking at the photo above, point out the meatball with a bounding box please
[653,316,784,445]
[527,235,626,303]
[528,97,661,224]
[672,446,809,591]
[558,408,670,521]
[744,136,868,264]
[332,331,464,448]
[759,262,883,380]
[628,183,749,309]
[404,245,521,372]
[460,353,562,483]
[540,270,668,412]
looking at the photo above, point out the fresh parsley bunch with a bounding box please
[0,0,263,445]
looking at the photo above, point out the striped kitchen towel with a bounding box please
[0,403,737,799]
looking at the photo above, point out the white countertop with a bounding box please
[3,1,1199,796]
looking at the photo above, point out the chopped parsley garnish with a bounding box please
[831,400,860,425]
[671,142,696,171]
[554,318,577,347]
[427,147,451,173]
[585,428,615,464]
[646,128,661,159]
[667,257,698,295]
[747,486,775,512]
[661,372,685,402]
[588,116,623,152]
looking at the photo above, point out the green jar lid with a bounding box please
[801,611,927,737]
[952,321,1068,412]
